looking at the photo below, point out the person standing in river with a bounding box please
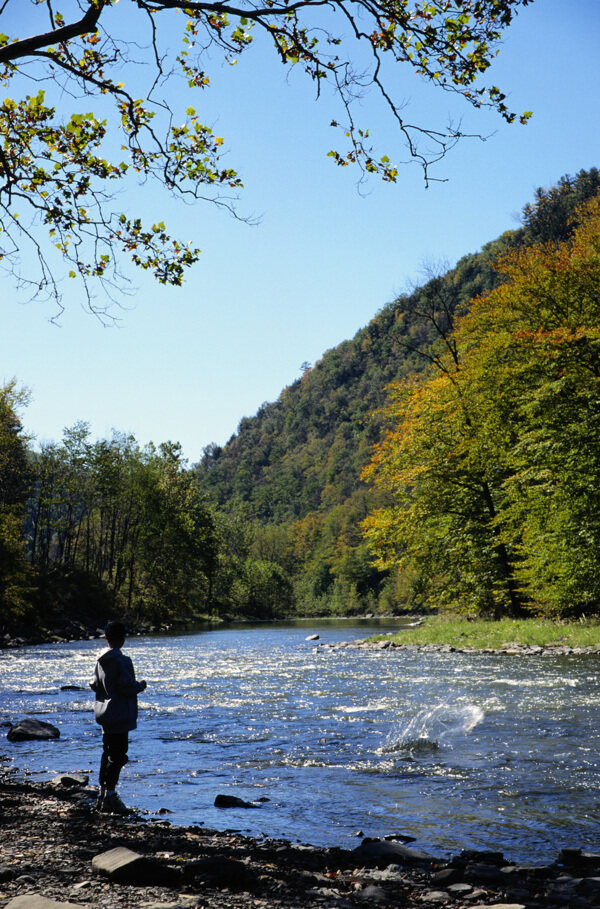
[90,620,147,813]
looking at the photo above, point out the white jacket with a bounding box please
[90,647,145,733]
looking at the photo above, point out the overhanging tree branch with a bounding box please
[0,0,533,316]
[0,3,104,64]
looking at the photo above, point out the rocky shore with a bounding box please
[1,773,600,909]
[319,637,600,657]
[0,620,179,651]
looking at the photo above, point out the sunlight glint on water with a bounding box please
[1,620,600,863]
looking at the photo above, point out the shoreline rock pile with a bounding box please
[0,619,179,650]
[319,637,600,657]
[1,773,600,908]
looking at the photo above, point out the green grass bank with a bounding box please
[373,616,600,650]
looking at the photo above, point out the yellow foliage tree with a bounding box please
[363,196,600,617]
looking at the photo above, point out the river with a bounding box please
[1,619,599,863]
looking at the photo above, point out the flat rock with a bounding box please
[469,905,526,909]
[7,719,60,742]
[447,882,473,894]
[4,897,89,909]
[50,773,88,788]
[138,899,199,909]
[92,846,180,886]
[306,887,343,900]
[354,884,391,903]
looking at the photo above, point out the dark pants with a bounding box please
[99,731,129,790]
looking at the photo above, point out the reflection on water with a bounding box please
[1,618,600,863]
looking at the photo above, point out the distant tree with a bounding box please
[0,382,30,509]
[134,441,219,621]
[0,382,33,628]
[521,168,600,244]
[0,0,532,316]
[26,426,220,623]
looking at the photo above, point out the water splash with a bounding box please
[382,704,484,754]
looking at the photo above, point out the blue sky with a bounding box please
[1,0,599,462]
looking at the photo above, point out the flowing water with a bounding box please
[1,619,600,863]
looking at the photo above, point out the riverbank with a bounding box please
[0,617,222,650]
[1,773,599,909]
[351,617,600,654]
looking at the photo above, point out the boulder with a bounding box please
[578,877,600,898]
[7,719,60,742]
[457,849,506,866]
[431,867,463,885]
[50,773,88,789]
[559,848,600,870]
[214,793,260,809]
[92,846,181,887]
[464,862,507,885]
[354,837,435,864]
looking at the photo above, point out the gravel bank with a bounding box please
[1,773,599,908]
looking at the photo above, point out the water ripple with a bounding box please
[1,621,600,863]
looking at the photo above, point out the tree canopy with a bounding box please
[1,0,531,316]
[363,192,600,618]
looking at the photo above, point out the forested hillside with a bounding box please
[365,189,600,619]
[1,169,599,636]
[196,168,600,614]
